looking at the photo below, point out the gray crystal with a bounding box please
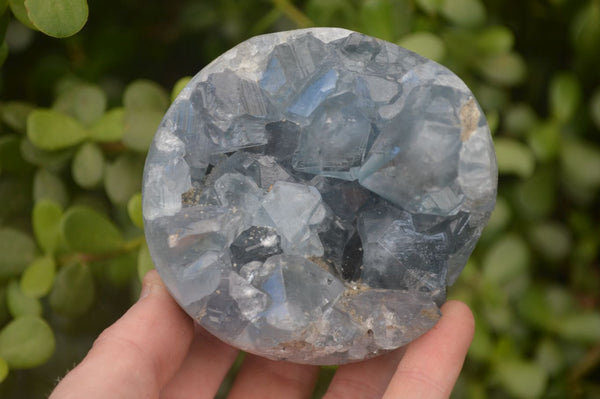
[142,28,497,365]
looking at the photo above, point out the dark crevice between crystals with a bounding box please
[340,232,363,281]
[230,226,283,271]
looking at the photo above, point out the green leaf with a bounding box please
[415,0,443,15]
[89,108,125,142]
[590,89,600,130]
[60,206,124,254]
[571,1,600,57]
[476,53,526,86]
[481,196,511,238]
[0,40,6,67]
[7,280,42,317]
[517,285,557,331]
[24,0,88,38]
[495,359,548,399]
[528,222,571,262]
[468,314,494,362]
[549,72,581,123]
[513,168,557,219]
[33,168,69,208]
[104,153,144,205]
[8,0,36,30]
[473,83,508,111]
[171,76,192,102]
[49,262,95,317]
[556,312,600,344]
[0,228,36,279]
[494,138,535,178]
[20,138,75,169]
[503,103,538,137]
[360,0,394,42]
[123,80,169,113]
[104,251,137,287]
[122,109,163,152]
[560,139,600,188]
[127,193,144,229]
[0,316,55,369]
[482,234,530,286]
[0,356,8,383]
[53,83,107,127]
[399,32,446,62]
[535,339,563,376]
[476,26,514,56]
[27,109,88,150]
[441,0,486,28]
[0,135,30,173]
[20,256,56,298]
[527,121,561,162]
[71,142,104,188]
[0,286,9,326]
[0,101,34,133]
[137,241,154,281]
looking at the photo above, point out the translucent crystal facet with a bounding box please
[142,28,497,365]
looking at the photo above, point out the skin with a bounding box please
[49,270,474,399]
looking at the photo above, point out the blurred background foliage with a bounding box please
[0,0,599,397]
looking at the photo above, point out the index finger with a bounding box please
[50,270,194,399]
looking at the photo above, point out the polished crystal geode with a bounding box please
[142,28,497,365]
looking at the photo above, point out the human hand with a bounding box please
[49,270,474,399]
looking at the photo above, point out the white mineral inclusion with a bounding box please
[142,28,498,365]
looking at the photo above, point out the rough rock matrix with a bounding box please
[142,28,497,365]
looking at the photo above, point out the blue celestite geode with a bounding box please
[142,28,497,365]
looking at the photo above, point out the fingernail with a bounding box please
[139,278,153,301]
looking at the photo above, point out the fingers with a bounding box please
[227,354,319,399]
[50,270,195,399]
[323,348,405,399]
[159,324,239,399]
[382,300,475,399]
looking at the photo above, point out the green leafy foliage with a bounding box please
[88,108,125,142]
[71,142,104,188]
[0,316,55,369]
[60,206,123,254]
[0,229,36,279]
[171,77,192,102]
[399,32,446,62]
[494,138,535,178]
[556,313,600,343]
[495,359,548,399]
[137,241,154,281]
[52,83,107,127]
[104,153,143,205]
[1,0,600,397]
[0,101,34,133]
[6,281,41,317]
[19,257,55,298]
[8,0,36,30]
[27,109,88,151]
[127,193,143,229]
[24,0,88,38]
[549,72,581,123]
[33,168,69,207]
[123,79,169,113]
[0,357,8,383]
[49,262,95,317]
[441,0,486,28]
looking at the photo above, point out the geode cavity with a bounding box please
[142,28,497,365]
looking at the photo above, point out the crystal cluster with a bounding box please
[142,28,497,365]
